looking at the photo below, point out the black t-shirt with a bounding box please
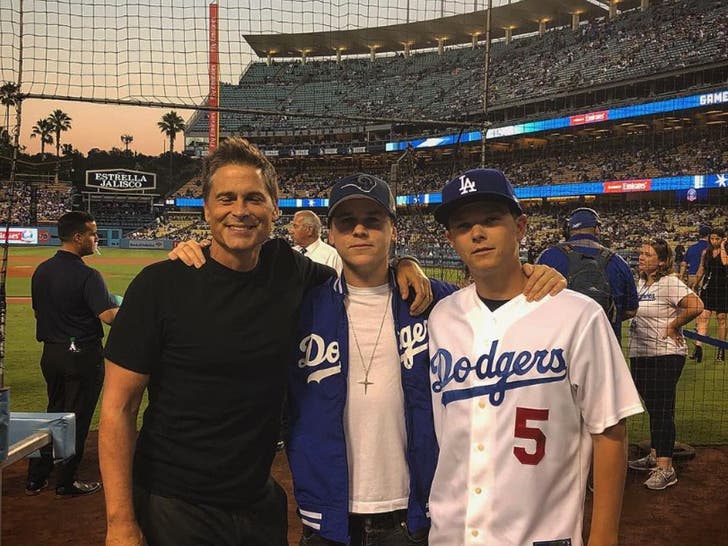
[104,239,335,509]
[32,250,116,343]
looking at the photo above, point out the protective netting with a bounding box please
[0,0,488,110]
[0,0,727,448]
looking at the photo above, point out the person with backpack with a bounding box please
[537,207,638,344]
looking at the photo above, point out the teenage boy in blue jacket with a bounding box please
[287,174,564,545]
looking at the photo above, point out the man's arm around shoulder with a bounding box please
[99,360,149,546]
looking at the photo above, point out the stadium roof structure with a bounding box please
[243,0,643,59]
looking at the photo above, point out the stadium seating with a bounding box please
[172,134,728,198]
[187,0,728,135]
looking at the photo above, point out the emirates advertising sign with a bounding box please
[86,169,157,191]
[0,227,38,244]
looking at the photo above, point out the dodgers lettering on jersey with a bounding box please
[426,286,643,546]
[430,339,567,406]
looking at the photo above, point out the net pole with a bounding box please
[0,0,24,390]
[480,0,492,168]
[208,1,219,153]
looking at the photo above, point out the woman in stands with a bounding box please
[627,239,703,490]
[694,227,728,362]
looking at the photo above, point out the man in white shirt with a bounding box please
[289,210,342,273]
[427,168,643,546]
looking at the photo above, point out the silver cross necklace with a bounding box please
[346,289,392,395]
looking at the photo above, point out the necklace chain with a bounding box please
[345,289,391,395]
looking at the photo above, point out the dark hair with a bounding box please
[639,238,674,282]
[201,137,279,204]
[58,211,95,242]
[710,227,726,238]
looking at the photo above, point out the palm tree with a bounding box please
[0,81,19,132]
[47,109,72,182]
[30,118,54,160]
[157,110,186,179]
[120,133,134,153]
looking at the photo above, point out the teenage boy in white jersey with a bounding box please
[427,168,643,546]
[286,173,566,546]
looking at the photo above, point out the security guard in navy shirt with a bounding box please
[26,211,119,498]
[537,208,638,344]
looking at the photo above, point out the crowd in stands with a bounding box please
[393,202,728,266]
[189,0,727,134]
[90,202,156,232]
[0,183,71,225]
[487,136,727,189]
[172,135,728,200]
[126,202,728,278]
[128,201,728,278]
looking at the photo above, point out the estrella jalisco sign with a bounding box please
[85,169,157,191]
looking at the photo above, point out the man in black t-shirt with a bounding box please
[27,211,118,498]
[100,138,432,546]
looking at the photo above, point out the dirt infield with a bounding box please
[6,254,163,281]
[1,435,726,545]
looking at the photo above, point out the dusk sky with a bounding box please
[2,0,495,156]
[20,99,195,156]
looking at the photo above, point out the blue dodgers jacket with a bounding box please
[287,269,457,544]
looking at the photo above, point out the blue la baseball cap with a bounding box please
[328,173,396,220]
[433,168,522,226]
[567,208,601,231]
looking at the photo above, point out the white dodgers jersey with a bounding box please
[428,286,643,546]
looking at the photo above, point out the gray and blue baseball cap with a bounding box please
[567,208,601,231]
[328,173,396,219]
[434,168,522,226]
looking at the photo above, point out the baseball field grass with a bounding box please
[5,246,728,444]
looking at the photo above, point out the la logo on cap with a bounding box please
[458,175,477,195]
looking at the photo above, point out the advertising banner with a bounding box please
[603,179,652,193]
[0,227,38,244]
[86,169,157,191]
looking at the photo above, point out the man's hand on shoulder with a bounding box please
[168,240,209,268]
[522,263,567,302]
[394,258,433,316]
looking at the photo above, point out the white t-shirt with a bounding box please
[628,275,694,358]
[344,283,409,514]
[428,286,643,546]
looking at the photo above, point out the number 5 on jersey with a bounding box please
[513,407,549,465]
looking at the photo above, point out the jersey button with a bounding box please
[476,443,484,451]
[478,400,486,409]
[471,529,479,537]
[474,487,482,494]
